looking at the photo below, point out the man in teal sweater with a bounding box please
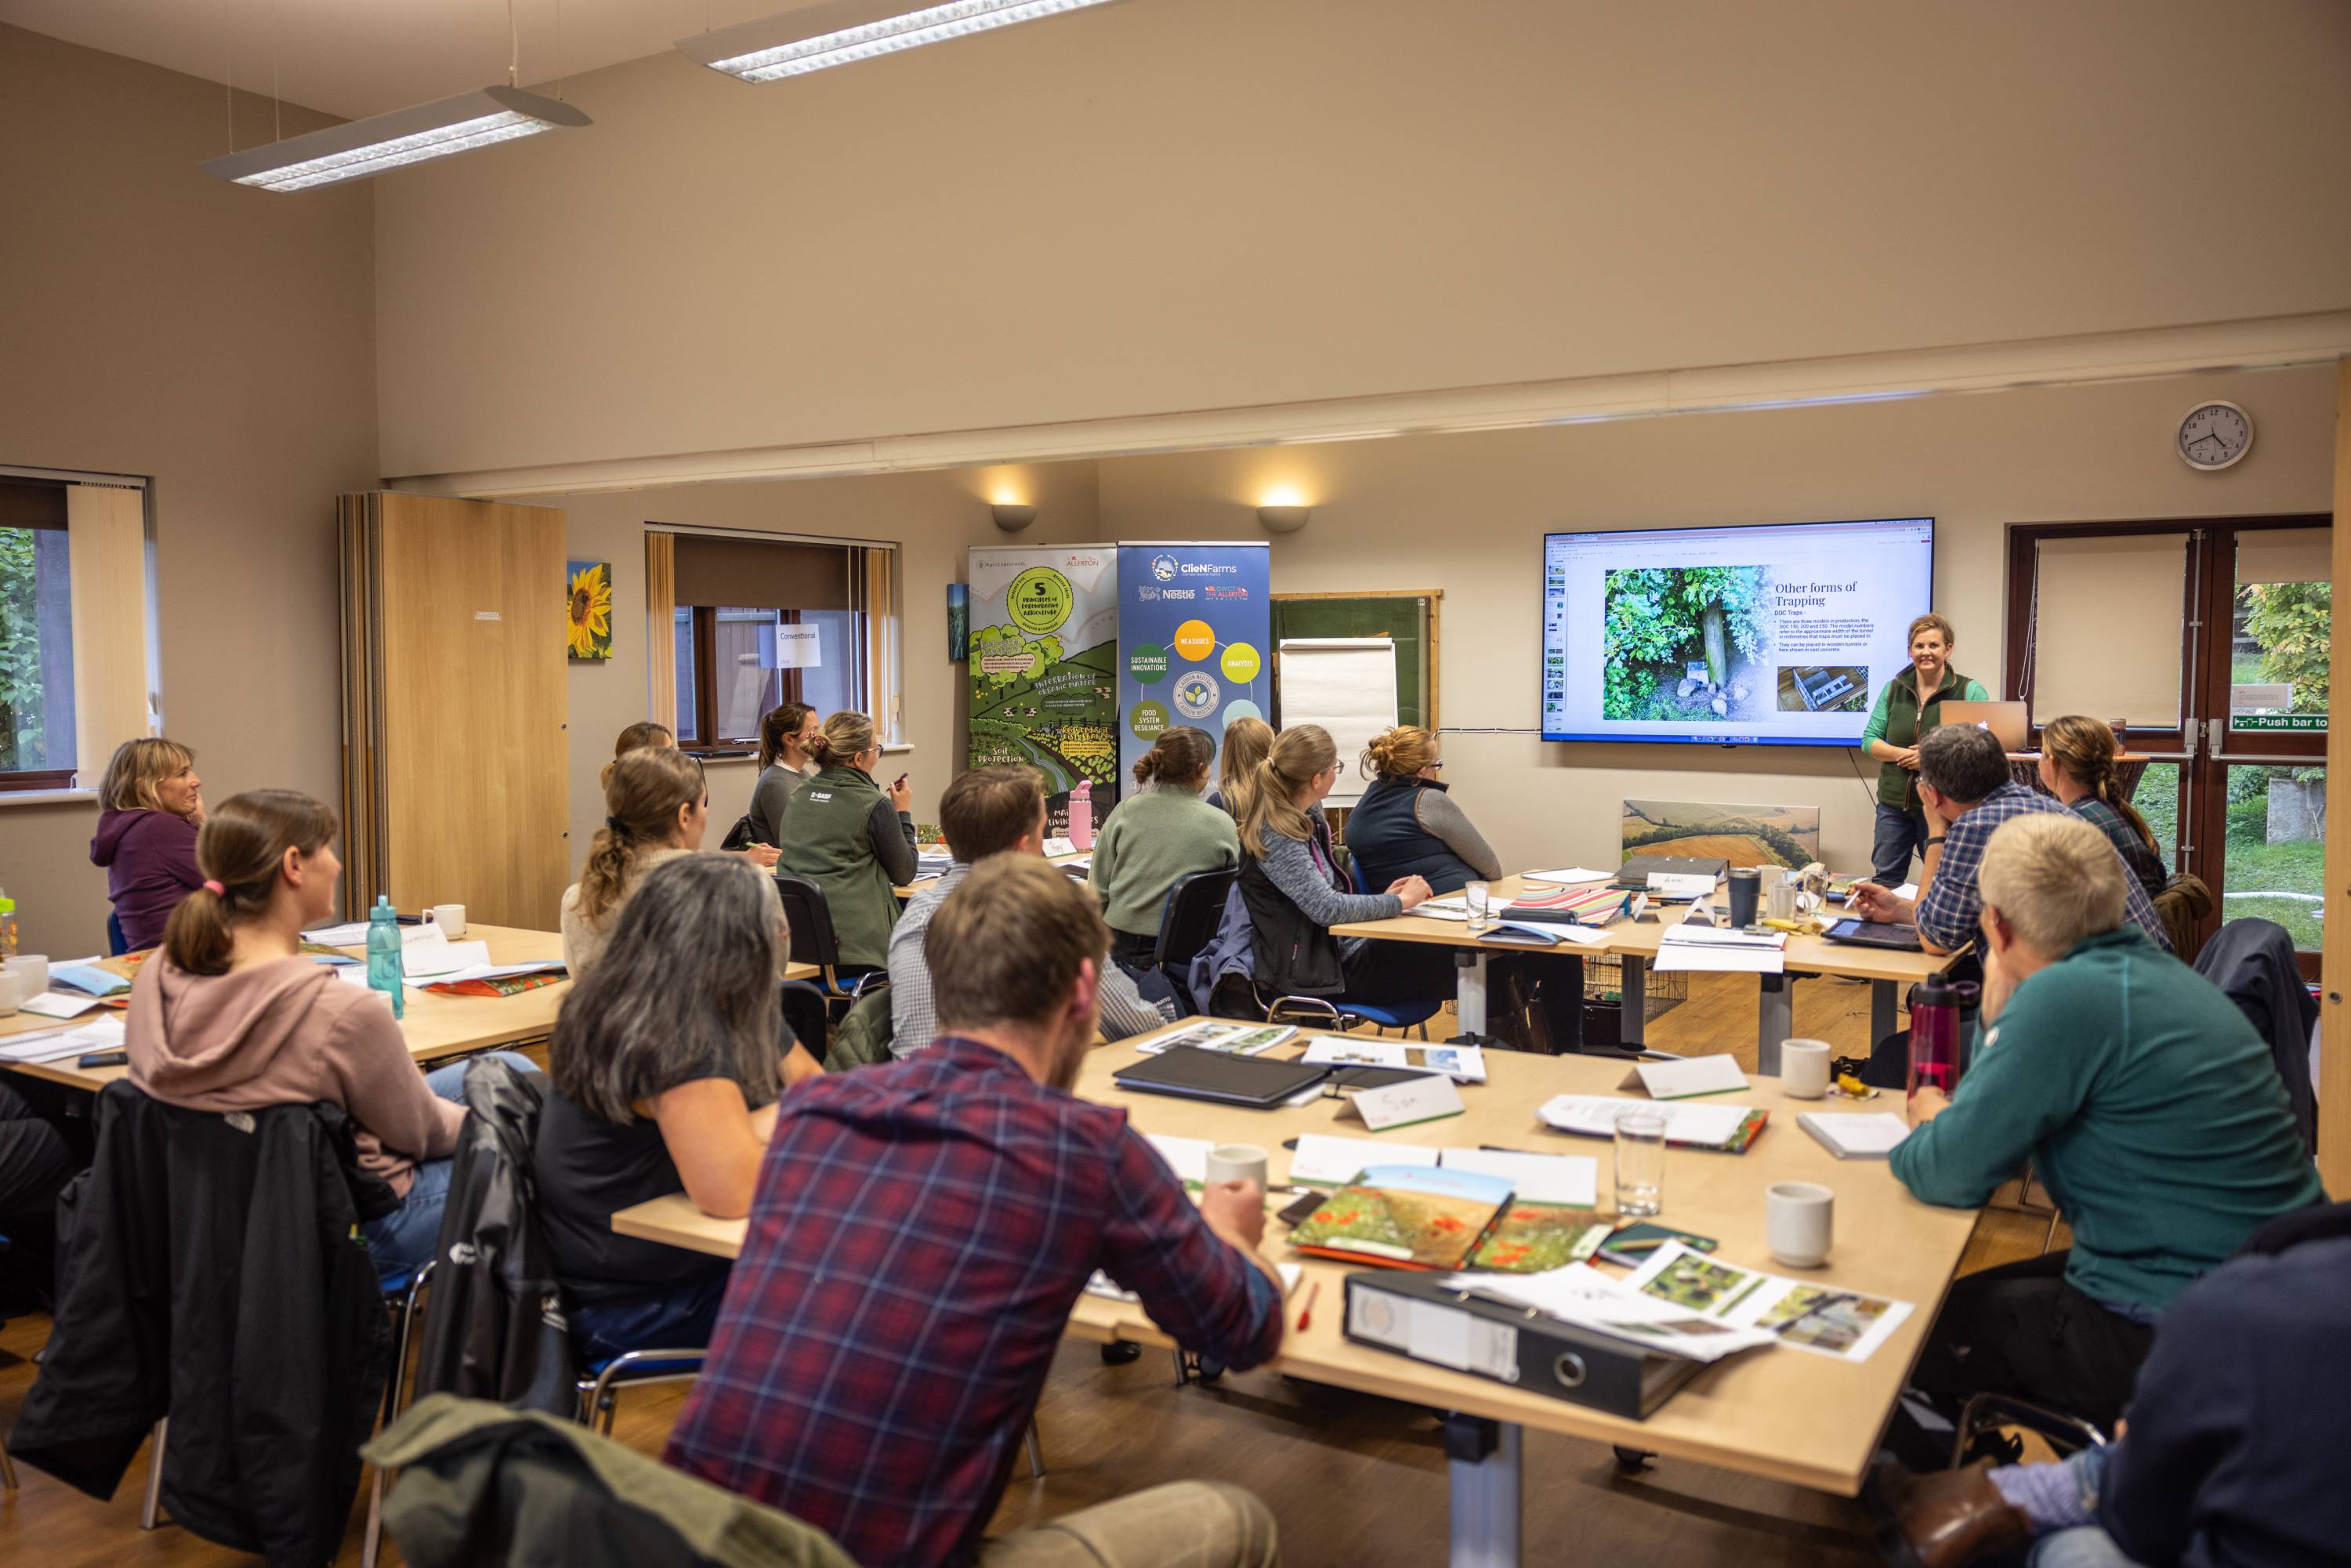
[1891,811,2321,1442]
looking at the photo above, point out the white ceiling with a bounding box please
[0,0,800,120]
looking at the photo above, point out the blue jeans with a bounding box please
[2000,1447,2140,1567]
[1871,800,1931,886]
[568,1269,731,1366]
[359,1052,537,1286]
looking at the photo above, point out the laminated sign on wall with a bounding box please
[1277,637,1398,806]
[966,545,1122,829]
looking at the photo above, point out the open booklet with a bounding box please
[1537,1095,1768,1153]
[1436,1263,1778,1363]
[1621,1240,1915,1363]
[1299,1037,1487,1082]
[1132,1022,1297,1057]
[1285,1134,1596,1203]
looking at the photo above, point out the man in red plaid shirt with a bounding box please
[666,849,1287,1567]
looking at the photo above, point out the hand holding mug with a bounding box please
[1199,1178,1268,1251]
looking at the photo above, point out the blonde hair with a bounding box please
[164,791,338,975]
[1977,812,2126,958]
[1363,725,1438,780]
[1907,613,1957,650]
[806,711,877,771]
[1235,724,1336,859]
[2041,715,2157,854]
[602,722,675,789]
[1218,716,1273,798]
[99,737,195,813]
[578,748,706,923]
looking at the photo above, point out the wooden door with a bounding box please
[341,492,569,929]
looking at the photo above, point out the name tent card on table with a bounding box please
[1346,1074,1465,1132]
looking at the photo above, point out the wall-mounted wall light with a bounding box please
[990,503,1038,532]
[1255,486,1311,534]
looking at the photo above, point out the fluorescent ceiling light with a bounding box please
[199,85,589,193]
[678,0,1125,82]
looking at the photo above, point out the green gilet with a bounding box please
[779,766,900,968]
[1876,667,1977,809]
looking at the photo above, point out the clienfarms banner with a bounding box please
[967,545,1121,832]
[1117,542,1273,784]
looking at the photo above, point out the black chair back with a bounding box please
[1154,869,1238,972]
[773,875,846,980]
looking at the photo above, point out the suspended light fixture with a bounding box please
[677,0,1126,83]
[200,85,589,191]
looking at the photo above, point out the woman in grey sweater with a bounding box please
[744,701,819,852]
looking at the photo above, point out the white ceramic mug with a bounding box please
[1204,1143,1269,1194]
[426,904,468,939]
[1766,1181,1835,1269]
[1780,1037,1833,1099]
[0,971,22,1016]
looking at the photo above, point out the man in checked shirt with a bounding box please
[666,852,1286,1568]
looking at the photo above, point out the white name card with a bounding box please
[1347,1074,1466,1132]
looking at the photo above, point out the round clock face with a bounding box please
[2178,401,2252,470]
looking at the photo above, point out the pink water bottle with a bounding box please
[1067,781,1094,849]
[1907,974,1966,1099]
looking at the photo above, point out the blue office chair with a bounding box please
[107,911,129,957]
[1326,856,1445,1037]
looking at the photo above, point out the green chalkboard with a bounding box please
[1270,592,1440,730]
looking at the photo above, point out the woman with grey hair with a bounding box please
[534,853,823,1361]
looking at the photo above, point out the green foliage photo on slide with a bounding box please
[1602,565,1772,721]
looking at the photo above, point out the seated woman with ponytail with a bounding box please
[1089,726,1239,973]
[1233,724,1450,1005]
[538,853,820,1362]
[124,790,531,1284]
[563,747,717,978]
[1204,715,1272,814]
[778,710,918,972]
[2039,715,2168,902]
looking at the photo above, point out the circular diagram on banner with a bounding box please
[1128,642,1169,685]
[1172,619,1215,661]
[1222,699,1265,726]
[1172,670,1221,719]
[1219,641,1261,684]
[1007,567,1074,634]
[1129,700,1170,741]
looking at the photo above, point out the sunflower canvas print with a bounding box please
[567,560,613,661]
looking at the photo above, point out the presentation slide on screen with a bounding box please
[1541,518,1935,747]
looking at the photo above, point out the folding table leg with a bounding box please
[1757,972,1795,1075]
[1444,1414,1521,1568]
[1870,979,1900,1048]
[1454,951,1491,1036]
[1617,957,1647,1047]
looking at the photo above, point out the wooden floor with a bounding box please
[0,972,2063,1566]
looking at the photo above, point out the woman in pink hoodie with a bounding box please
[125,788,531,1283]
[88,737,207,951]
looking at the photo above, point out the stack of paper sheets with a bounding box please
[1654,924,1787,974]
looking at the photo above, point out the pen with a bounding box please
[1296,1280,1320,1331]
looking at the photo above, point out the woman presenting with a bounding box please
[1860,614,1989,887]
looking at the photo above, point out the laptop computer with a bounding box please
[1941,700,2029,752]
[1617,854,1729,885]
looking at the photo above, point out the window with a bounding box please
[657,532,896,751]
[1,480,80,791]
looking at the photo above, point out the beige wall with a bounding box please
[373,0,2351,481]
[1092,365,2339,872]
[546,461,1099,882]
[0,26,378,957]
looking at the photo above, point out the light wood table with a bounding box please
[1331,874,1957,1071]
[0,925,818,1092]
[613,1016,1980,1566]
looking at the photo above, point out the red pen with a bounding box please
[1296,1280,1320,1331]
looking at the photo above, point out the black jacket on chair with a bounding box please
[7,1081,394,1567]
[412,1056,578,1415]
[2194,918,2318,1159]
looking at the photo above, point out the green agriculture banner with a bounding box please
[966,545,1121,832]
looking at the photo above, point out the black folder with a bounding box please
[1110,1047,1331,1109]
[1342,1272,1713,1420]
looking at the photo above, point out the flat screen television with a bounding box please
[1541,517,1936,747]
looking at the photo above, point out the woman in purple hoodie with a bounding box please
[89,737,206,951]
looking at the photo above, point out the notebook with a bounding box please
[1536,1095,1770,1153]
[1287,1164,1515,1272]
[1796,1112,1912,1159]
[1111,1048,1330,1109]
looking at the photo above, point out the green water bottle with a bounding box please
[365,895,404,1020]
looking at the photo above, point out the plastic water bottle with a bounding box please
[1067,780,1094,850]
[366,895,405,1019]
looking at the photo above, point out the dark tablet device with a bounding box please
[1111,1047,1331,1109]
[1822,918,1923,951]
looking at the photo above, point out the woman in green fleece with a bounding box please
[1088,726,1240,974]
[1890,811,2321,1442]
[1860,612,1991,887]
[777,710,917,972]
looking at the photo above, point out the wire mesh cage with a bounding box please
[1585,953,1688,1014]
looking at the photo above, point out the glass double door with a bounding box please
[2012,516,2329,976]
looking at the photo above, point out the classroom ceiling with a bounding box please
[0,0,795,120]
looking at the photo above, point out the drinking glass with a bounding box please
[1464,881,1492,932]
[1614,1105,1668,1217]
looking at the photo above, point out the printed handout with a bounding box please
[1622,1241,1914,1363]
[1301,1037,1488,1083]
[1441,1264,1779,1363]
[1133,1022,1298,1057]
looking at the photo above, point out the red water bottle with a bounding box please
[1908,974,1966,1099]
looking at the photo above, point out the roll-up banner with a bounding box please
[1116,542,1273,785]
[966,545,1122,834]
